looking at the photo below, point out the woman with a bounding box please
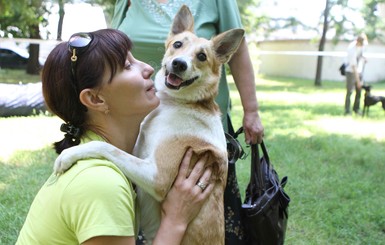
[344,33,367,115]
[16,29,213,245]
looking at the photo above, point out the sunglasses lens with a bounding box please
[69,33,93,49]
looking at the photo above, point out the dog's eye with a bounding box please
[197,53,207,62]
[173,41,182,49]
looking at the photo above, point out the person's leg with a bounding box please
[345,72,355,114]
[353,85,362,113]
[353,73,362,113]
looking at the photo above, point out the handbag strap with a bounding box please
[250,141,270,197]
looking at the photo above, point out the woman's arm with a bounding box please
[229,39,264,144]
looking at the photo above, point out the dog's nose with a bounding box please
[172,58,187,72]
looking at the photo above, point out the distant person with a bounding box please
[344,33,368,115]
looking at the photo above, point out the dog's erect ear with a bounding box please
[170,5,194,35]
[212,29,245,64]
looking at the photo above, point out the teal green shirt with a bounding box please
[111,0,243,130]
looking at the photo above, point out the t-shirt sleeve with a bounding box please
[216,0,243,32]
[61,164,136,243]
[111,0,130,29]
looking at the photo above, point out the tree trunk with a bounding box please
[315,0,330,87]
[26,24,41,75]
[57,0,65,41]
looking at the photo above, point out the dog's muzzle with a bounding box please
[164,59,199,90]
[164,72,199,90]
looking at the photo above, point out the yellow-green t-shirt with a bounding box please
[16,132,137,244]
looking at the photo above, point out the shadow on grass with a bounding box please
[0,147,56,245]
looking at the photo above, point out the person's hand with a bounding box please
[161,148,214,228]
[357,81,362,90]
[243,110,264,144]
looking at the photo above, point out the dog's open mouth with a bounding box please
[165,71,198,90]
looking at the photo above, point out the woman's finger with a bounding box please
[187,153,208,184]
[176,147,193,182]
[195,166,212,192]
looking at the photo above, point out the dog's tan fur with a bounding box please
[133,7,244,243]
[54,5,244,245]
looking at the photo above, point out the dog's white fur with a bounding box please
[53,5,244,245]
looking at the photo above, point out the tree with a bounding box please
[57,0,65,41]
[0,0,116,74]
[0,0,48,74]
[315,0,331,87]
[360,0,385,42]
[314,0,385,86]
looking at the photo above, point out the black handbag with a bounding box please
[242,138,290,245]
[339,63,346,76]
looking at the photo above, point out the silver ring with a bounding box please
[196,181,207,191]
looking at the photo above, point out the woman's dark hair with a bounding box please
[42,28,133,154]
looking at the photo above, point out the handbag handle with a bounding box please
[249,141,270,197]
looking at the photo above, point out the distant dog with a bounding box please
[53,5,244,245]
[362,85,385,117]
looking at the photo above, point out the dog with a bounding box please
[53,5,245,245]
[362,85,385,117]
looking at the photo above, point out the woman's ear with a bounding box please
[79,88,106,113]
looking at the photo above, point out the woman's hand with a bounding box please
[243,110,264,144]
[153,148,213,245]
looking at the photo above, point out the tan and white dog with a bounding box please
[54,5,244,245]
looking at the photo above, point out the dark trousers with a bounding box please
[345,72,362,113]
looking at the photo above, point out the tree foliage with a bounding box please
[361,0,385,42]
[0,0,48,38]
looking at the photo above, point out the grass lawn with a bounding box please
[1,71,385,244]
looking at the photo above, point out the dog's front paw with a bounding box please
[53,148,80,174]
[53,141,115,174]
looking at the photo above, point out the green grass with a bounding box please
[0,69,40,84]
[1,72,385,244]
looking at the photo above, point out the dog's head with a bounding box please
[155,5,244,102]
[362,85,372,93]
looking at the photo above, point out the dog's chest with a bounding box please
[135,102,225,157]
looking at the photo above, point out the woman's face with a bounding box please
[99,52,159,119]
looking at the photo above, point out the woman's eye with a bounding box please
[197,53,207,61]
[124,63,132,70]
[173,41,182,49]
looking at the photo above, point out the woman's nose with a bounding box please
[143,63,154,79]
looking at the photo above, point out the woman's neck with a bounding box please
[89,116,142,154]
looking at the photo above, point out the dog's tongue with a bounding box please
[167,73,183,87]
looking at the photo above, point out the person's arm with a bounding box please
[228,39,264,144]
[352,65,362,89]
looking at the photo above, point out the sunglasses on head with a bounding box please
[68,32,93,93]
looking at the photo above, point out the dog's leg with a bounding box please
[380,97,385,111]
[54,141,161,200]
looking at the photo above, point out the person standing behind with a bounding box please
[344,33,368,115]
[111,1,264,244]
